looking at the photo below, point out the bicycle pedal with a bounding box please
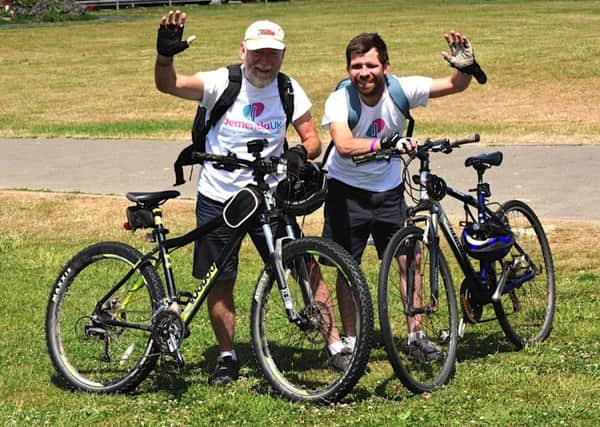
[177,291,193,307]
[161,351,185,374]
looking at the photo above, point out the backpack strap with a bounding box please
[190,64,242,153]
[385,75,414,137]
[277,71,294,151]
[335,78,361,130]
[174,64,243,186]
[277,72,294,129]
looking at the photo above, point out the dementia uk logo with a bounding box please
[224,102,283,132]
[243,102,265,121]
[366,119,386,137]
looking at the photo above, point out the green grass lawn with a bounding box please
[0,192,599,426]
[1,0,599,143]
[1,0,600,425]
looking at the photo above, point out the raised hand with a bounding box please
[157,10,197,57]
[441,31,487,84]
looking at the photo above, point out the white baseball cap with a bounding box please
[243,20,285,51]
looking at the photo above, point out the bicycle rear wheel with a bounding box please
[251,237,373,403]
[46,242,165,393]
[379,226,458,393]
[493,200,556,349]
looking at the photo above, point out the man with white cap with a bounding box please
[154,11,324,386]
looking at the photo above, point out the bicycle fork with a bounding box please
[261,218,309,326]
[405,216,440,316]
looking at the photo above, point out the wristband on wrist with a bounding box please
[370,138,378,152]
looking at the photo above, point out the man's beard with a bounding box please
[355,76,385,97]
[246,67,277,88]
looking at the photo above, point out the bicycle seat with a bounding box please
[464,151,503,169]
[126,190,180,206]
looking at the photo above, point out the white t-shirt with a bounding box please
[322,75,431,192]
[196,66,312,202]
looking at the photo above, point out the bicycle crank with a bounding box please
[152,306,186,370]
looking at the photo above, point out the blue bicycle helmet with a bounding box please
[461,222,514,261]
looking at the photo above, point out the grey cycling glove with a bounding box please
[445,42,487,84]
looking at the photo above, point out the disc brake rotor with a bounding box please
[301,300,332,345]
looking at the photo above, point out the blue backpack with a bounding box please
[322,75,414,164]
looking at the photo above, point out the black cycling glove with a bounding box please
[284,145,308,177]
[380,132,403,150]
[157,23,191,57]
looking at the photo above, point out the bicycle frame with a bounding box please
[407,146,537,310]
[95,155,315,336]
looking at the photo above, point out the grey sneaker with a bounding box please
[404,335,444,363]
[328,347,352,372]
[208,356,239,386]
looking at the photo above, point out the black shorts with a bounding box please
[322,178,408,264]
[193,192,299,281]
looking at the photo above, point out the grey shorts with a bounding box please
[322,178,408,264]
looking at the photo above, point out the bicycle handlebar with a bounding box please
[352,133,480,165]
[192,151,286,175]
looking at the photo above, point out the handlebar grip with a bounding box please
[191,152,215,162]
[352,152,377,165]
[453,134,480,146]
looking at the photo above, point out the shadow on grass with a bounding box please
[456,328,517,362]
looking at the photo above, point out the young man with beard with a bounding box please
[322,31,484,360]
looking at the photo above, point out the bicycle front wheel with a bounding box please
[251,237,373,403]
[379,225,458,393]
[46,242,165,393]
[493,200,556,349]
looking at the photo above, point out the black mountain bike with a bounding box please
[354,134,555,393]
[46,140,373,404]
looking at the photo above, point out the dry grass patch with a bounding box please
[0,191,196,241]
[3,191,598,277]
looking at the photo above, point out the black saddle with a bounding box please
[465,151,503,170]
[126,190,180,207]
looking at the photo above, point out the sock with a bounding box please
[407,331,424,344]
[218,350,237,362]
[328,340,346,355]
[343,336,356,350]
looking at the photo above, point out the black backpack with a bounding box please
[174,63,295,186]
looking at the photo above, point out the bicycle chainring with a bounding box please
[460,279,483,324]
[152,308,185,351]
